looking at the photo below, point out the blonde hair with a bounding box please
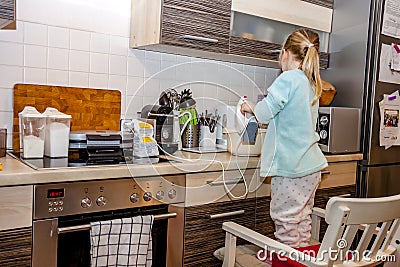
[281,29,322,105]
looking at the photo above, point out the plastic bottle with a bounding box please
[235,96,251,134]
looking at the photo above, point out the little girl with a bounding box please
[241,29,328,248]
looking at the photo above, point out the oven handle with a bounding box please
[57,212,177,234]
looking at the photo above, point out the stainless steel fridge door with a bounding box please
[365,164,400,197]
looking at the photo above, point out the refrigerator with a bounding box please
[321,0,400,197]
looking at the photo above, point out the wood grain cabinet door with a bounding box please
[0,227,32,267]
[161,0,231,53]
[183,198,256,267]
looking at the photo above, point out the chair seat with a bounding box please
[214,240,321,267]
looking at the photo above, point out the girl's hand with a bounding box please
[240,101,254,115]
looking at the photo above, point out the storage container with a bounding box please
[225,128,266,156]
[43,107,71,158]
[19,106,46,158]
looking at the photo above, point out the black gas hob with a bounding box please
[7,151,172,170]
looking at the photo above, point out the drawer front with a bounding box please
[0,227,32,266]
[255,196,275,238]
[161,0,231,53]
[186,169,259,206]
[319,161,357,189]
[0,185,33,231]
[230,36,329,69]
[184,198,256,267]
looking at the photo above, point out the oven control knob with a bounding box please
[320,115,329,126]
[130,193,140,203]
[319,130,328,140]
[156,191,165,200]
[96,196,107,207]
[143,192,152,202]
[81,197,92,208]
[168,189,177,199]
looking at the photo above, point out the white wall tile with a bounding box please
[24,67,47,84]
[48,47,69,70]
[24,45,47,68]
[143,78,160,98]
[90,52,109,74]
[0,88,13,112]
[0,42,23,66]
[69,71,89,88]
[109,55,127,76]
[110,35,128,56]
[70,30,90,51]
[0,65,23,88]
[0,21,24,43]
[47,69,69,86]
[144,59,161,78]
[48,26,69,49]
[89,73,108,89]
[127,55,144,77]
[127,76,144,96]
[108,75,127,92]
[145,51,161,61]
[90,33,110,54]
[124,95,143,118]
[0,111,13,138]
[24,22,47,46]
[69,50,90,72]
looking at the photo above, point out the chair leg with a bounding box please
[222,232,237,267]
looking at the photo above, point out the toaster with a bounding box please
[317,107,361,154]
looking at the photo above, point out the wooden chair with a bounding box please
[220,194,400,267]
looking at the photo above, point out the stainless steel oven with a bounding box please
[32,175,185,267]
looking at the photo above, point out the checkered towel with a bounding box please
[90,215,154,267]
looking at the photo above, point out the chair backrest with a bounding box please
[317,194,400,266]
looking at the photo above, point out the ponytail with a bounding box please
[302,45,322,105]
[282,29,322,106]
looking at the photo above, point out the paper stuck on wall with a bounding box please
[379,90,400,149]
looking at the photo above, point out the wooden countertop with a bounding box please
[0,152,363,187]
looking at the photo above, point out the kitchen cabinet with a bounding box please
[0,0,16,29]
[183,169,259,267]
[230,0,332,68]
[130,0,332,68]
[130,0,231,53]
[0,185,33,266]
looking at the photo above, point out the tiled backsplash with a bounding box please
[0,0,280,149]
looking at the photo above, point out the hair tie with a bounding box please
[308,43,314,48]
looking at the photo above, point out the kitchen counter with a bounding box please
[0,152,363,187]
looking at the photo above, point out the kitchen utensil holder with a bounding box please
[0,128,6,157]
[181,124,199,148]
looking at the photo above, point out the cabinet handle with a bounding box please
[321,170,331,175]
[208,210,245,219]
[206,178,244,186]
[57,212,177,234]
[179,34,219,43]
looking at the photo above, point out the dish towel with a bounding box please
[90,215,154,267]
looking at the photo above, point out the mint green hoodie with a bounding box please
[254,69,327,178]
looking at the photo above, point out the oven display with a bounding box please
[47,188,65,198]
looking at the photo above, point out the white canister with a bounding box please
[43,107,71,158]
[19,106,46,158]
[199,125,217,148]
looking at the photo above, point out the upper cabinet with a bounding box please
[0,0,16,30]
[130,0,231,53]
[130,0,333,68]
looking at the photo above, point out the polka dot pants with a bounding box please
[270,171,321,248]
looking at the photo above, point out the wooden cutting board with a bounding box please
[13,84,121,152]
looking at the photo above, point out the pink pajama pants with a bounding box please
[270,171,321,248]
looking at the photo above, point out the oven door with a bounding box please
[32,205,175,267]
